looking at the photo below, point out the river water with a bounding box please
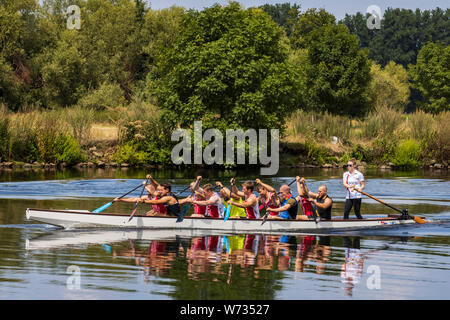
[0,167,449,300]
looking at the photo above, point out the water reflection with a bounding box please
[18,228,450,299]
[26,231,376,293]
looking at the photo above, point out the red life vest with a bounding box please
[259,192,279,216]
[244,194,260,219]
[206,192,221,218]
[299,197,313,216]
[151,196,167,215]
[193,194,207,216]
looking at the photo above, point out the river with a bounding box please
[0,167,449,299]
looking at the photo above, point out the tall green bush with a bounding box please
[54,134,85,165]
[392,138,421,168]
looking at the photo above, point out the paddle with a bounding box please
[353,188,427,224]
[223,180,234,222]
[175,185,191,196]
[177,177,201,223]
[92,183,144,213]
[302,181,321,223]
[261,178,296,225]
[128,178,150,222]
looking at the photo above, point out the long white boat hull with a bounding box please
[26,208,418,232]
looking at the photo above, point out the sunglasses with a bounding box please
[347,164,353,167]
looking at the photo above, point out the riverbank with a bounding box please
[1,106,448,171]
[1,158,448,171]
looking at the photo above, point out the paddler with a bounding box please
[216,181,246,219]
[302,178,333,220]
[183,176,208,217]
[113,175,166,216]
[140,182,181,217]
[228,179,261,219]
[187,183,224,218]
[264,184,298,220]
[295,176,314,220]
[255,179,281,220]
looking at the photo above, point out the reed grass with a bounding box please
[289,110,352,142]
[360,105,403,139]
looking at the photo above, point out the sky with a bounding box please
[144,0,449,20]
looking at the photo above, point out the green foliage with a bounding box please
[113,142,150,166]
[0,56,22,111]
[368,138,397,164]
[420,111,450,162]
[77,82,125,111]
[7,113,39,163]
[349,144,367,161]
[37,30,89,107]
[407,110,434,140]
[392,139,421,168]
[62,106,95,145]
[304,23,372,117]
[54,134,85,165]
[258,3,301,37]
[344,8,450,68]
[290,8,336,49]
[368,61,410,111]
[341,12,376,49]
[304,141,331,164]
[152,2,299,132]
[409,42,450,114]
[361,105,403,139]
[290,109,351,142]
[0,108,10,161]
[115,101,175,164]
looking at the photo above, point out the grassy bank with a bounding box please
[284,106,449,169]
[1,104,449,170]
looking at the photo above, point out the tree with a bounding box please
[368,61,410,111]
[258,2,301,37]
[152,2,299,132]
[303,24,372,117]
[343,8,450,68]
[290,8,336,49]
[341,12,376,49]
[409,42,450,114]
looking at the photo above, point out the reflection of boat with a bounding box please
[26,208,422,231]
[25,229,217,250]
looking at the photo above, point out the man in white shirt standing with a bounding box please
[343,158,365,219]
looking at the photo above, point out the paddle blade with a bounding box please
[413,215,428,224]
[177,205,190,223]
[224,205,231,222]
[92,202,112,213]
